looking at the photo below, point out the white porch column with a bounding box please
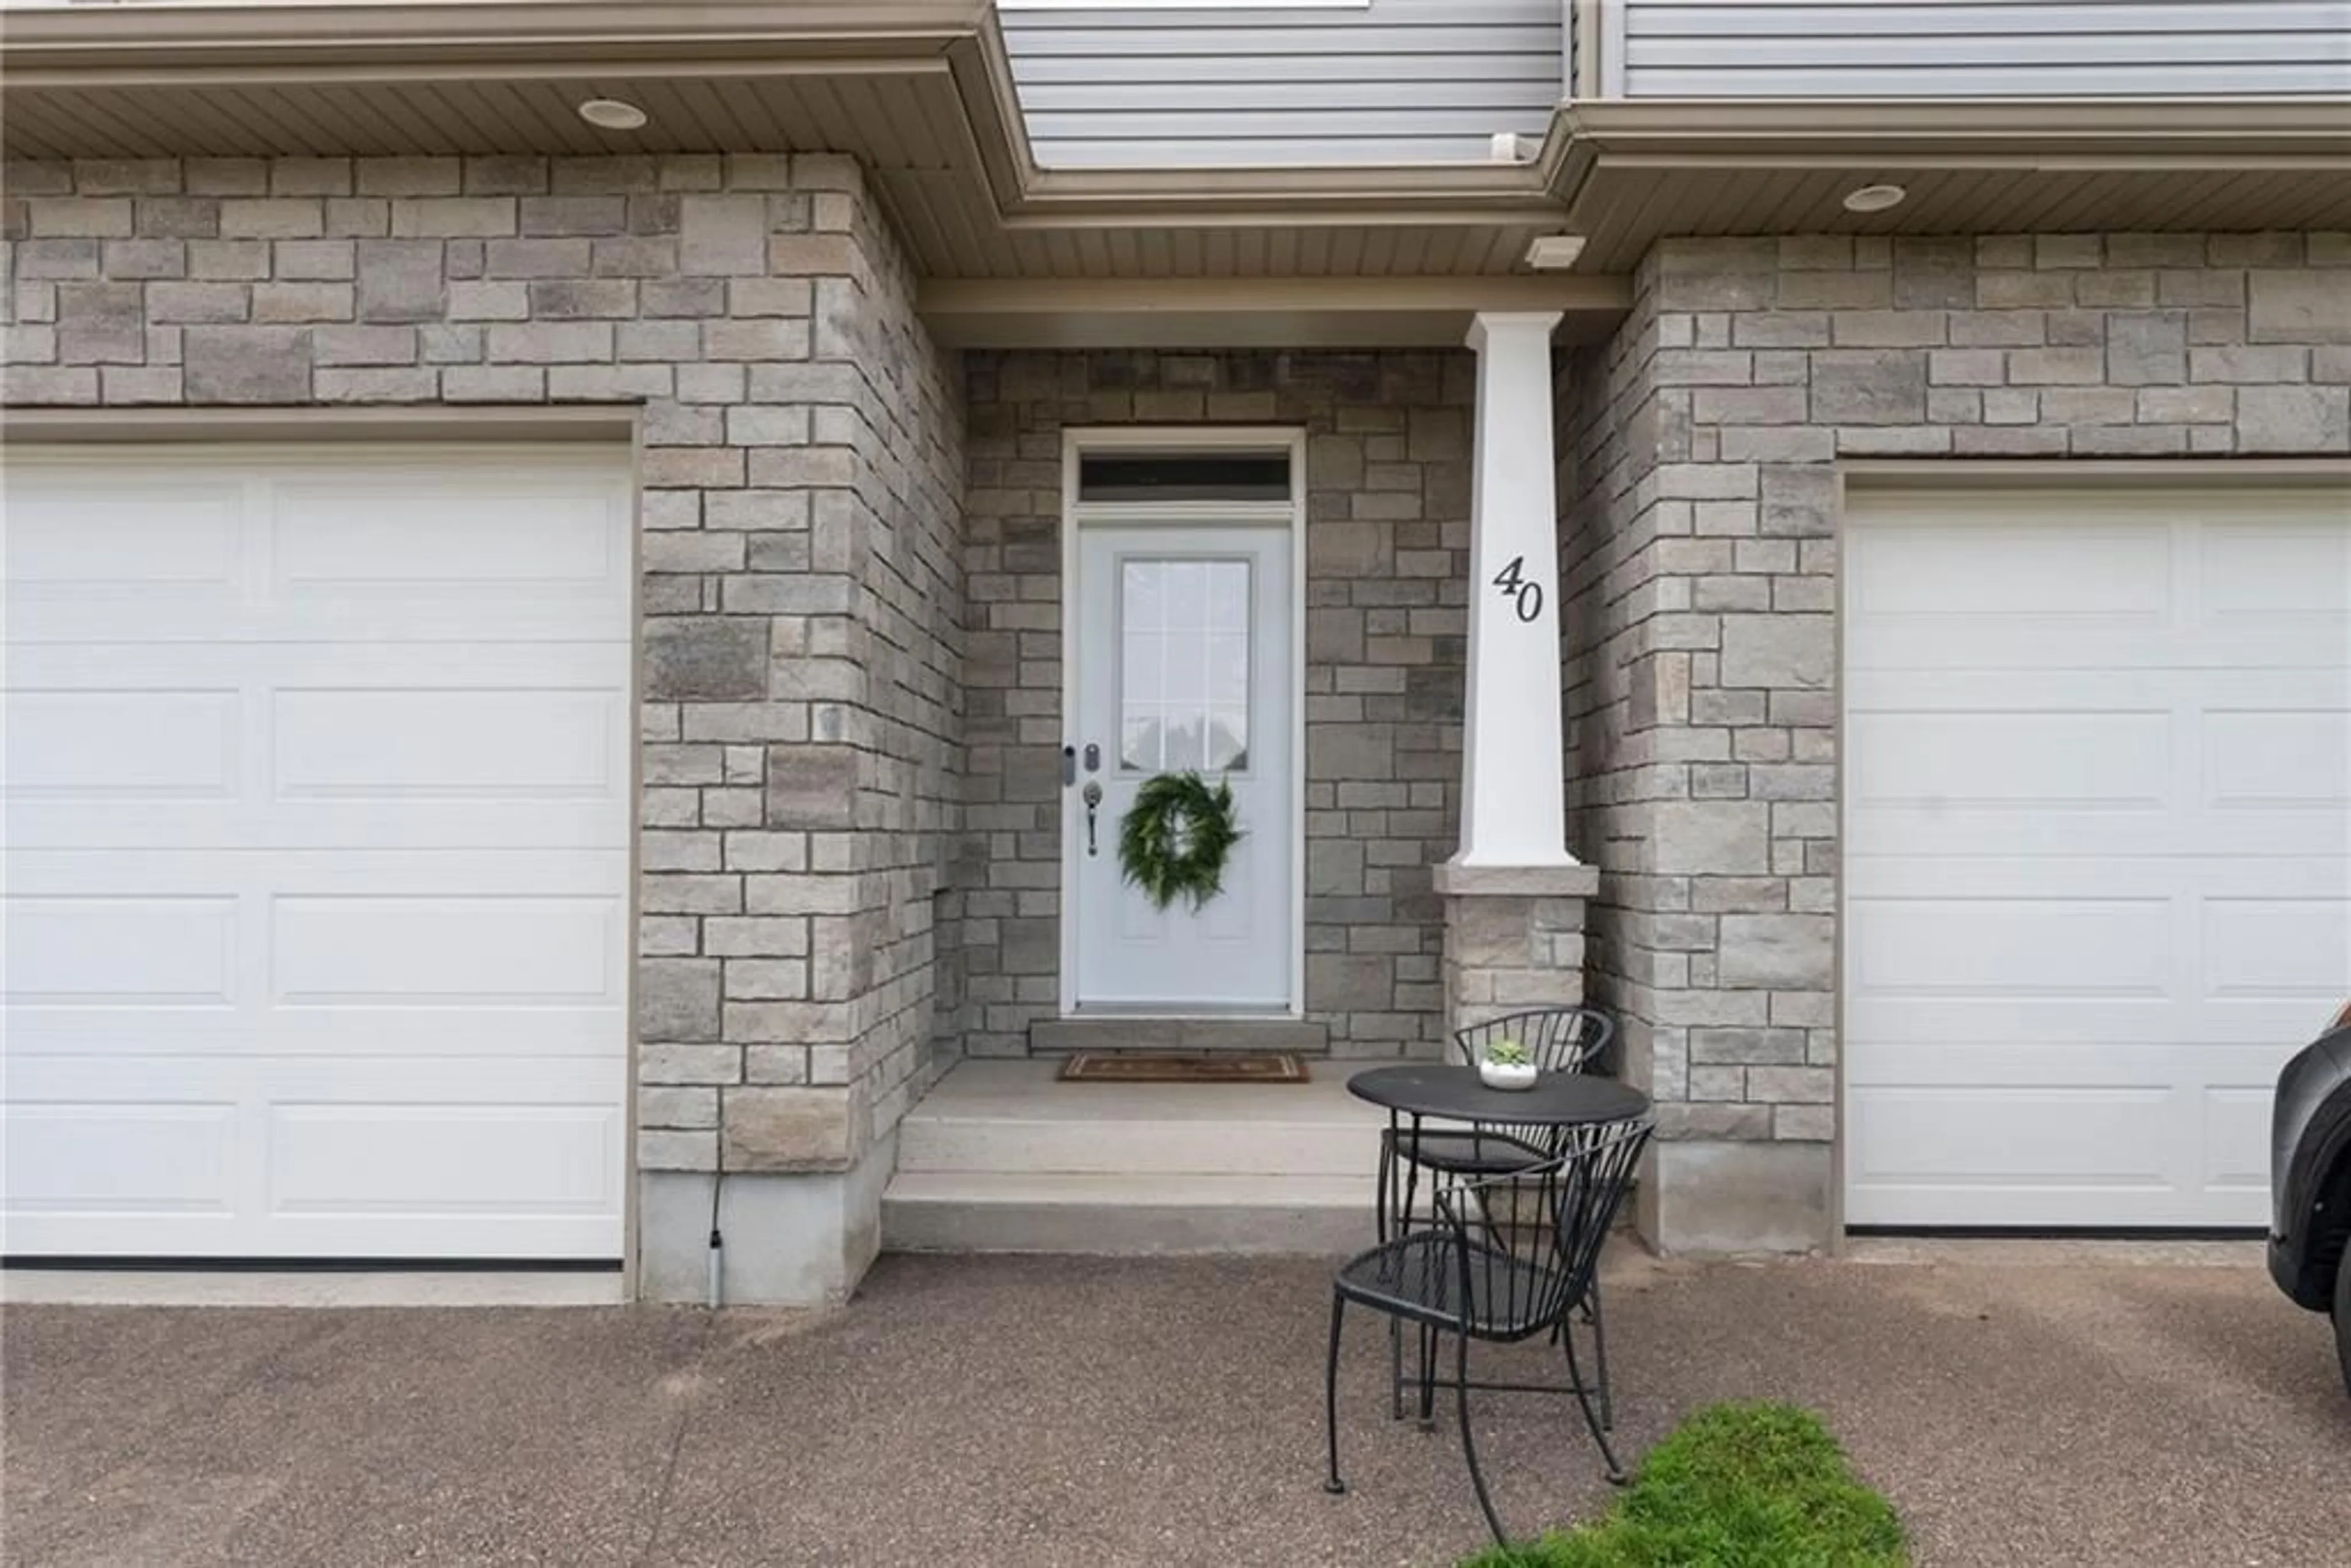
[1454,309,1572,869]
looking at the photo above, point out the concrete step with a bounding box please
[897,1078,1384,1177]
[881,1172,1374,1256]
[899,1114,1376,1177]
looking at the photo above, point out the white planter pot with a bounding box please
[1479,1060,1538,1092]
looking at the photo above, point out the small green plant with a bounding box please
[1483,1038,1531,1068]
[1457,1401,1907,1568]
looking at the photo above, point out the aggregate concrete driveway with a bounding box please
[6,1251,2347,1567]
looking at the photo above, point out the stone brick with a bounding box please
[1690,1027,1808,1065]
[2191,345,2308,383]
[2238,385,2351,453]
[355,238,446,322]
[721,1087,854,1172]
[251,282,352,324]
[317,367,435,402]
[182,326,309,402]
[766,745,859,828]
[1654,803,1771,876]
[1809,350,1924,423]
[2249,270,2351,344]
[390,197,517,238]
[2008,347,2105,384]
[29,198,132,238]
[2105,310,2186,385]
[54,281,145,362]
[1718,615,1831,691]
[638,958,722,1043]
[680,194,769,276]
[1715,915,1835,989]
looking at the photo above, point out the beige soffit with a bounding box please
[1549,98,2351,271]
[5,7,2349,289]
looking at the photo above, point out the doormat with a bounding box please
[1057,1052,1310,1084]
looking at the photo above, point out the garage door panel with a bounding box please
[268,475,626,593]
[1851,804,2345,859]
[2,446,631,1261]
[1844,487,2351,1229]
[7,642,629,850]
[2202,709,2351,814]
[1847,853,2350,901]
[4,895,240,1006]
[271,896,621,1008]
[2,1101,242,1218]
[272,685,624,807]
[2198,519,2351,618]
[1849,709,2169,812]
[2202,896,2351,999]
[5,1054,623,1258]
[2202,1088,2276,1191]
[1848,1085,2176,1195]
[267,1103,623,1218]
[4,688,242,804]
[3,476,246,593]
[1847,895,2172,999]
[1848,517,2172,618]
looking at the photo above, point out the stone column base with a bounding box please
[637,1131,896,1307]
[1635,1139,1831,1255]
[1433,861,1599,1040]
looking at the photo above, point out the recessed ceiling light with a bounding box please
[578,98,650,132]
[1842,183,1907,214]
[1524,234,1588,271]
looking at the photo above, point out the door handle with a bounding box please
[1081,782,1102,857]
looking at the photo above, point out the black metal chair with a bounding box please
[1379,1007,1621,1427]
[1323,1118,1654,1546]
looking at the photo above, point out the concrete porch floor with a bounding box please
[882,1057,1393,1253]
[8,1251,2347,1567]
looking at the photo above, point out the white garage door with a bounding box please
[3,445,633,1260]
[1845,486,2351,1229]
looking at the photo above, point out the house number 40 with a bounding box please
[1491,555,1544,623]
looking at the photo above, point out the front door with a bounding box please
[1068,525,1294,1012]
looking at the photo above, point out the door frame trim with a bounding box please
[1057,426,1309,1019]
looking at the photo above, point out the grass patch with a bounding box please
[1458,1401,1907,1568]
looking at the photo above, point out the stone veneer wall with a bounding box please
[0,153,966,1302]
[1561,230,2351,1250]
[961,350,1477,1057]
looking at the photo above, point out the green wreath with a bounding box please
[1119,771,1243,912]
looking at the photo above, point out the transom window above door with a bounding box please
[1119,557,1251,773]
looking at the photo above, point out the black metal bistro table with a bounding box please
[1348,1062,1649,1242]
[1346,1062,1650,1135]
[1343,1063,1654,1457]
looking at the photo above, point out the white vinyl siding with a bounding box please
[1613,1,2351,97]
[1000,0,1563,168]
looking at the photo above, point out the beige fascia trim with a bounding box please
[0,1,991,69]
[920,274,1633,347]
[1,406,638,445]
[924,275,1630,316]
[1841,457,2351,490]
[1555,97,2351,166]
